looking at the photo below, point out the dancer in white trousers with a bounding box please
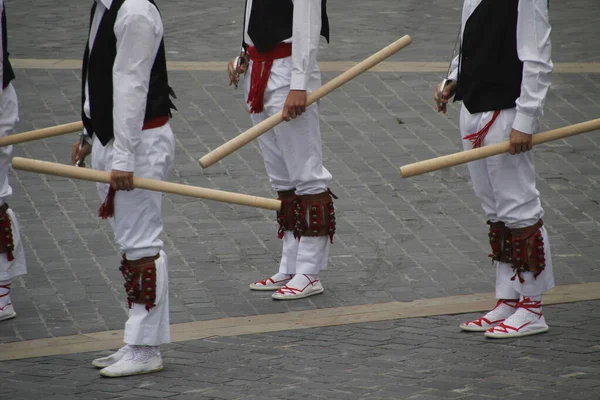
[0,0,26,322]
[228,0,335,300]
[73,0,176,376]
[434,0,554,338]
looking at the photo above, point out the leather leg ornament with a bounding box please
[119,254,160,311]
[487,221,512,264]
[0,204,15,262]
[509,220,545,283]
[276,190,296,239]
[293,189,338,243]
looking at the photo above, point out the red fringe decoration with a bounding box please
[246,43,292,114]
[463,110,501,148]
[247,60,274,114]
[98,186,116,219]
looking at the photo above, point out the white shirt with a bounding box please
[448,0,553,134]
[84,0,164,172]
[244,0,322,91]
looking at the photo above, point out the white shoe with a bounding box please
[0,302,16,321]
[92,345,132,368]
[485,298,549,339]
[271,275,324,300]
[460,299,518,332]
[0,282,16,321]
[100,346,163,378]
[249,274,293,291]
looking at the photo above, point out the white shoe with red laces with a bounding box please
[460,299,518,332]
[271,274,324,300]
[485,298,549,339]
[249,273,293,291]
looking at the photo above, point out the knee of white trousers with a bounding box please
[0,209,27,280]
[295,236,330,275]
[515,226,554,297]
[124,250,170,346]
[495,262,520,299]
[125,247,163,261]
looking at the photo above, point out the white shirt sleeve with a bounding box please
[448,0,472,81]
[513,0,553,134]
[290,0,322,91]
[111,5,163,172]
[448,55,459,81]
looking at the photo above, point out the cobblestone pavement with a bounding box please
[10,0,600,62]
[1,0,600,398]
[2,301,600,400]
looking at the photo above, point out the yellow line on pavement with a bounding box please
[11,59,600,73]
[0,282,598,361]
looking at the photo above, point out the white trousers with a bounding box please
[91,123,174,345]
[244,56,332,275]
[460,105,555,298]
[0,84,26,280]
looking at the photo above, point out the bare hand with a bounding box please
[72,140,92,167]
[433,80,457,114]
[509,129,533,155]
[227,54,248,87]
[282,90,307,122]
[110,170,134,191]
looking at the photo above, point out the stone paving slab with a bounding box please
[2,301,600,400]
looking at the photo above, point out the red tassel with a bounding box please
[510,270,525,284]
[98,186,116,219]
[245,43,292,114]
[463,110,501,148]
[247,60,273,114]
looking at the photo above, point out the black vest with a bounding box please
[454,0,523,114]
[81,0,175,146]
[2,9,15,88]
[246,0,330,54]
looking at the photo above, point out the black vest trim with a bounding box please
[2,8,15,88]
[247,0,329,54]
[454,0,523,114]
[81,0,176,146]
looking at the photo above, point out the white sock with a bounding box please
[270,272,294,282]
[129,345,160,362]
[287,274,319,290]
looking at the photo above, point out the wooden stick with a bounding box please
[399,118,600,178]
[199,35,413,168]
[0,121,83,147]
[12,157,281,211]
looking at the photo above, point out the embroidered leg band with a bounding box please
[119,254,160,311]
[293,189,338,243]
[276,190,296,239]
[509,219,545,283]
[487,220,512,264]
[0,204,15,261]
